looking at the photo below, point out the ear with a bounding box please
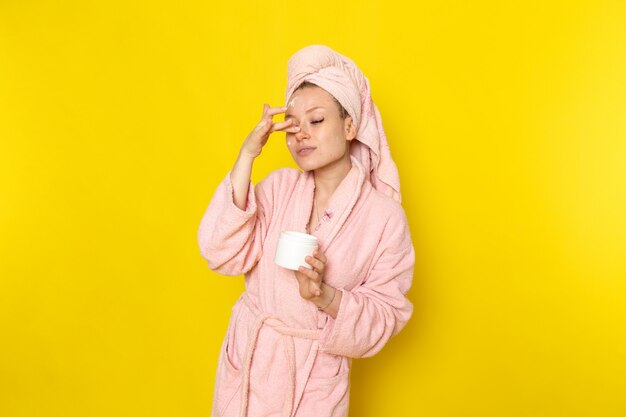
[344,116,357,141]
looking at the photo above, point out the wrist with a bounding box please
[314,283,336,311]
[237,150,256,164]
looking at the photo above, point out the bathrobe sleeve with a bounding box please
[319,204,415,358]
[197,170,275,276]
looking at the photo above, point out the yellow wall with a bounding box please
[1,1,625,416]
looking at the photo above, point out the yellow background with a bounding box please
[1,1,625,416]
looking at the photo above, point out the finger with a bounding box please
[296,270,321,296]
[255,115,272,132]
[309,277,321,291]
[310,248,326,265]
[315,248,327,264]
[293,270,307,285]
[264,105,289,118]
[298,265,319,281]
[269,120,299,133]
[305,255,324,272]
[311,282,321,297]
[259,106,290,132]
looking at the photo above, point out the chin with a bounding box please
[295,161,317,172]
[290,155,318,171]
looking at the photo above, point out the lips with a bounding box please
[297,147,317,156]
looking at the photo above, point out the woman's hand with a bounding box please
[240,103,301,160]
[294,247,327,300]
[230,104,298,210]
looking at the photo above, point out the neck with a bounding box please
[313,152,352,200]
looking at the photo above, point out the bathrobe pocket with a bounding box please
[213,303,244,417]
[298,355,351,416]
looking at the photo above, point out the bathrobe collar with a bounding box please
[296,155,370,250]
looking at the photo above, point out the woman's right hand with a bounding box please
[240,103,301,159]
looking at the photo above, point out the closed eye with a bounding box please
[312,119,324,124]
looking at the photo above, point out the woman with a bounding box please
[198,45,414,417]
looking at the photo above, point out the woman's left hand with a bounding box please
[294,247,327,300]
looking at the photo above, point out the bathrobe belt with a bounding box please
[239,293,322,417]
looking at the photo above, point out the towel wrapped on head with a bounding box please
[285,44,402,203]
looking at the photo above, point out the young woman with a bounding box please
[198,44,415,417]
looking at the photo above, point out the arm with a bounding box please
[318,207,415,358]
[230,152,255,211]
[196,173,271,275]
[197,103,298,275]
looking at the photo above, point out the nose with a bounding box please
[294,123,309,141]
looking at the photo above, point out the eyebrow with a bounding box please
[284,106,325,119]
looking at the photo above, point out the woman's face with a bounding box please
[284,85,355,172]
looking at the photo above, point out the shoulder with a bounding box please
[367,186,408,226]
[363,186,412,252]
[255,167,303,196]
[257,167,301,187]
[261,167,301,182]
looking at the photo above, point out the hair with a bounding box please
[295,81,350,120]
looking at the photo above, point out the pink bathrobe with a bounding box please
[198,155,414,417]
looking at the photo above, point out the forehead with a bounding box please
[286,86,335,109]
[285,106,326,120]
